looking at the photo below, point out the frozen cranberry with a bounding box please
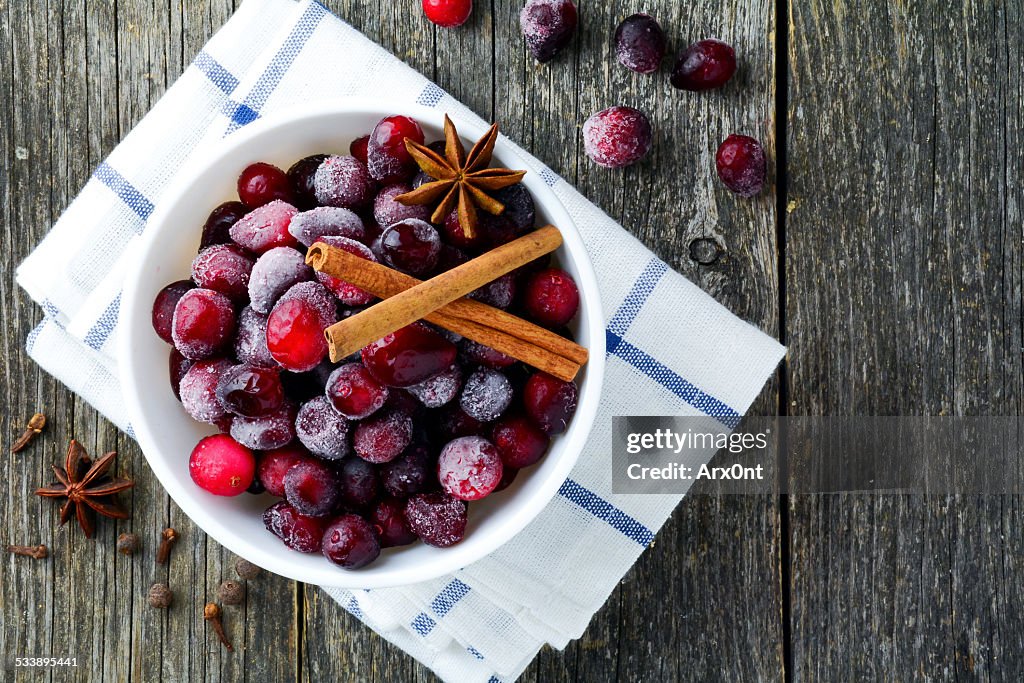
[172,288,236,360]
[716,134,767,197]
[230,402,297,450]
[313,236,377,306]
[179,358,232,423]
[614,13,666,74]
[263,501,327,553]
[362,323,457,388]
[671,39,737,91]
[519,0,577,63]
[266,282,338,372]
[233,306,276,368]
[295,396,350,460]
[349,135,370,164]
[322,514,380,569]
[336,456,380,508]
[238,162,294,208]
[191,244,254,303]
[492,414,549,468]
[325,363,388,419]
[523,268,579,326]
[370,498,417,547]
[229,200,300,254]
[189,434,256,496]
[367,116,425,183]
[257,445,313,497]
[380,219,441,275]
[169,349,193,400]
[441,209,486,251]
[152,280,195,344]
[374,183,430,228]
[583,106,653,169]
[286,154,328,210]
[404,492,467,547]
[353,410,413,464]
[215,363,284,417]
[314,155,375,209]
[461,339,516,369]
[284,458,341,517]
[492,183,535,234]
[248,247,313,314]
[434,405,486,440]
[523,372,578,434]
[200,201,248,249]
[437,436,503,501]
[288,206,365,247]
[407,364,462,408]
[459,368,513,422]
[380,444,434,497]
[422,0,472,27]
[469,273,516,309]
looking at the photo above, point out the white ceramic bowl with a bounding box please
[120,98,604,588]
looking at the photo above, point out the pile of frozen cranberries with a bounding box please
[153,114,581,569]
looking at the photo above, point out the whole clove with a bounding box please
[155,527,179,565]
[11,413,46,453]
[6,544,48,559]
[204,603,233,651]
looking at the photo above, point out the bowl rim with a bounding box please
[119,97,605,588]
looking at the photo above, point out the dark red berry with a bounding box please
[191,244,255,303]
[434,405,486,441]
[469,273,516,309]
[229,200,300,253]
[295,396,350,460]
[200,201,248,249]
[374,183,430,228]
[350,135,370,164]
[437,436,503,501]
[370,498,417,547]
[461,339,516,369]
[179,358,232,423]
[404,492,467,547]
[322,514,381,569]
[326,363,389,419]
[492,414,550,468]
[361,322,457,388]
[353,410,413,464]
[422,0,473,27]
[266,282,338,372]
[152,280,195,344]
[615,13,666,74]
[380,444,435,498]
[441,209,486,251]
[169,349,193,400]
[582,106,653,169]
[523,372,578,434]
[263,501,327,553]
[289,206,365,247]
[523,268,579,326]
[238,162,294,208]
[287,154,328,210]
[494,466,518,491]
[314,155,376,209]
[172,288,237,360]
[459,368,512,422]
[336,456,381,509]
[715,134,767,198]
[284,458,341,517]
[189,434,256,496]
[215,363,284,417]
[491,183,535,234]
[248,247,313,315]
[380,219,441,275]
[407,364,462,408]
[519,0,578,63]
[314,236,378,306]
[233,306,276,368]
[257,445,313,497]
[367,116,425,184]
[230,402,297,451]
[671,39,737,91]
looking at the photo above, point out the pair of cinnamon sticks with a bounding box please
[305,225,588,382]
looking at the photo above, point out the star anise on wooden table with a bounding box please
[35,440,134,539]
[396,115,527,240]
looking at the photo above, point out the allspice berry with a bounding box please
[235,558,262,580]
[116,532,140,555]
[217,580,245,606]
[148,583,173,609]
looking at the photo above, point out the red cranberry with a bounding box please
[326,363,389,419]
[380,219,441,275]
[266,282,338,372]
[322,514,381,569]
[582,106,653,169]
[229,200,299,254]
[238,162,294,208]
[230,403,297,450]
[263,501,327,553]
[313,236,377,306]
[169,349,193,400]
[189,434,255,496]
[491,183,535,234]
[191,244,254,303]
[314,155,376,209]
[407,364,462,408]
[366,116,425,184]
[370,498,417,547]
[380,444,435,498]
[461,339,516,369]
[362,322,457,388]
[492,414,549,468]
[295,396,350,460]
[257,445,313,497]
[215,363,284,417]
[200,201,248,250]
[716,135,767,197]
[460,368,512,422]
[374,183,430,228]
[152,280,195,344]
[289,206,365,247]
[523,268,579,326]
[172,288,237,360]
[248,246,313,315]
[523,372,578,434]
[614,13,666,74]
[353,410,413,464]
[284,458,341,517]
[441,209,486,251]
[422,0,473,27]
[233,306,276,368]
[349,135,370,164]
[179,358,232,423]
[434,405,486,440]
[286,154,328,210]
[336,456,381,509]
[671,39,736,91]
[404,492,467,547]
[437,436,503,501]
[519,0,577,63]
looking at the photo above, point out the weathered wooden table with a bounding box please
[3,1,1022,680]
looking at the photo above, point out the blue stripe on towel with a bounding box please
[410,612,436,636]
[93,163,154,221]
[194,51,240,94]
[429,578,471,617]
[607,258,668,336]
[82,294,121,351]
[557,478,655,546]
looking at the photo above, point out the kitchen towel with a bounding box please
[16,1,786,681]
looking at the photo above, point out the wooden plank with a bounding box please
[786,0,1024,679]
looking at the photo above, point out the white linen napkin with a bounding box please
[16,1,786,680]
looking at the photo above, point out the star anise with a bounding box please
[36,440,134,539]
[395,115,527,240]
